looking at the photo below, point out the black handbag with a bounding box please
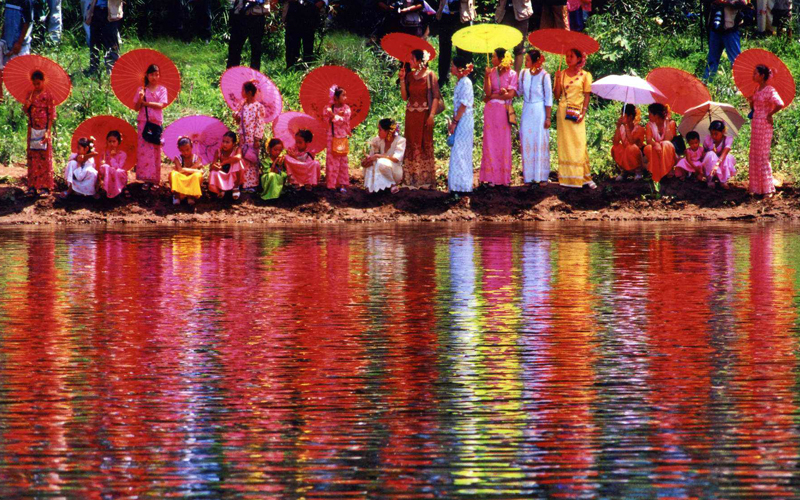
[671,133,686,156]
[141,94,163,145]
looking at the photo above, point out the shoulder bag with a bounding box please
[28,96,49,151]
[426,72,445,115]
[330,105,350,156]
[141,92,163,145]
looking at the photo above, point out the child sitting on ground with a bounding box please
[675,131,704,180]
[209,131,244,199]
[703,120,735,189]
[98,130,129,198]
[284,129,320,189]
[63,137,99,198]
[170,136,205,206]
[260,138,288,201]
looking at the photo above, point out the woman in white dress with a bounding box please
[519,49,553,186]
[447,56,474,193]
[64,137,99,197]
[361,118,407,193]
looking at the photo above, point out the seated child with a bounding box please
[283,129,320,188]
[64,137,99,197]
[98,130,129,198]
[260,138,288,201]
[702,120,735,189]
[208,131,243,199]
[675,131,704,180]
[170,136,205,205]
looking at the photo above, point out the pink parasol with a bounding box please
[162,115,230,166]
[220,66,283,123]
[272,112,327,155]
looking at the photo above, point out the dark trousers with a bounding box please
[437,12,470,86]
[175,0,212,41]
[285,5,320,68]
[226,11,266,71]
[89,8,120,73]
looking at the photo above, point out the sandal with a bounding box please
[173,195,181,205]
[232,188,241,200]
[390,185,399,194]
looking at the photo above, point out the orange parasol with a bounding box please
[380,33,436,63]
[646,67,711,115]
[111,49,181,111]
[3,55,71,105]
[272,112,327,155]
[528,29,600,56]
[733,48,795,108]
[300,66,371,128]
[72,116,138,171]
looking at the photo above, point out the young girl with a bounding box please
[170,136,205,205]
[480,47,518,187]
[133,64,167,190]
[64,137,99,197]
[447,56,474,193]
[23,70,55,196]
[748,64,784,196]
[519,49,552,186]
[703,120,735,188]
[643,102,677,183]
[234,80,266,192]
[284,129,320,188]
[611,104,645,181]
[98,130,129,198]
[208,131,243,199]
[676,131,704,180]
[260,138,288,201]
[323,85,352,192]
[362,118,406,194]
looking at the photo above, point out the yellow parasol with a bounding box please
[452,24,523,64]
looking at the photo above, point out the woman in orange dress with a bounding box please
[611,104,645,181]
[643,102,677,182]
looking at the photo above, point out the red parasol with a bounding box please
[72,116,138,171]
[646,67,711,115]
[220,66,283,123]
[380,32,437,63]
[3,55,71,105]
[272,112,327,155]
[111,49,181,111]
[300,65,371,128]
[733,48,795,108]
[162,115,230,166]
[528,29,600,56]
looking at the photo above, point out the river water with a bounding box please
[1,223,799,498]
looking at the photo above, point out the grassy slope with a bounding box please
[2,18,798,186]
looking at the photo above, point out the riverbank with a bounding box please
[1,165,797,224]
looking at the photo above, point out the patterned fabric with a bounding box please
[556,70,592,188]
[238,101,267,189]
[284,148,320,186]
[323,103,351,188]
[611,123,644,172]
[703,134,736,183]
[403,71,437,187]
[99,150,128,198]
[26,90,55,190]
[519,69,552,183]
[208,149,243,192]
[643,119,676,182]
[479,68,518,186]
[749,85,783,194]
[134,86,167,184]
[448,76,474,192]
[365,135,406,193]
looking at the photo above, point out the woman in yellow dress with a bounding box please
[170,136,205,206]
[554,48,595,189]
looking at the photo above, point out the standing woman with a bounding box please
[479,47,517,187]
[23,70,55,196]
[554,48,594,189]
[323,85,352,192]
[399,49,441,188]
[519,49,552,186]
[747,64,784,196]
[234,80,267,192]
[133,64,167,190]
[642,102,677,183]
[447,56,474,193]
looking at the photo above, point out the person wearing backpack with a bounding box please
[702,0,747,81]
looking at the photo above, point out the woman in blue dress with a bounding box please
[447,55,474,193]
[519,49,553,186]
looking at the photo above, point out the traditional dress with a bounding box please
[238,100,267,189]
[556,69,592,188]
[749,85,783,195]
[98,150,128,198]
[26,90,55,190]
[134,85,167,184]
[323,103,352,189]
[403,70,438,187]
[364,135,406,193]
[170,154,204,198]
[260,157,288,200]
[64,154,98,196]
[208,149,243,193]
[676,146,705,176]
[448,76,474,192]
[480,67,518,186]
[703,135,736,184]
[611,122,644,172]
[284,148,320,186]
[643,119,677,182]
[519,68,552,183]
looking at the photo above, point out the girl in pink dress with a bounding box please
[480,47,518,187]
[133,64,168,190]
[209,131,244,199]
[98,130,129,198]
[284,129,321,188]
[323,85,352,192]
[23,71,55,195]
[747,64,785,196]
[234,81,267,192]
[676,131,705,179]
[703,120,736,188]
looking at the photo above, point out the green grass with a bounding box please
[4,16,800,185]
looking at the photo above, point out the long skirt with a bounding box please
[99,164,128,198]
[65,161,98,196]
[448,112,474,192]
[556,101,591,188]
[285,156,320,186]
[365,158,403,193]
[479,100,513,186]
[403,109,436,187]
[27,130,54,190]
[611,144,643,172]
[644,140,676,182]
[170,171,203,197]
[209,163,242,192]
[748,118,775,194]
[520,101,550,183]
[136,120,162,184]
[260,171,287,200]
[325,137,350,189]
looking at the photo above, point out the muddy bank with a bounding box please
[0,165,798,224]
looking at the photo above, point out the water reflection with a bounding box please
[0,224,800,497]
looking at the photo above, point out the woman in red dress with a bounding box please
[399,49,440,189]
[23,70,55,196]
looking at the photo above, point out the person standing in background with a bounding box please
[284,0,327,69]
[703,0,746,81]
[86,0,122,75]
[227,0,269,71]
[436,0,475,88]
[536,0,568,29]
[35,0,61,44]
[175,0,213,43]
[495,0,532,73]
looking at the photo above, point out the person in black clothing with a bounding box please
[175,0,213,42]
[226,0,269,71]
[284,0,327,69]
[436,0,474,88]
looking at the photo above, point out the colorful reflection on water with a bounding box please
[1,224,800,498]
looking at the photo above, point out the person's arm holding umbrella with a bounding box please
[399,66,408,102]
